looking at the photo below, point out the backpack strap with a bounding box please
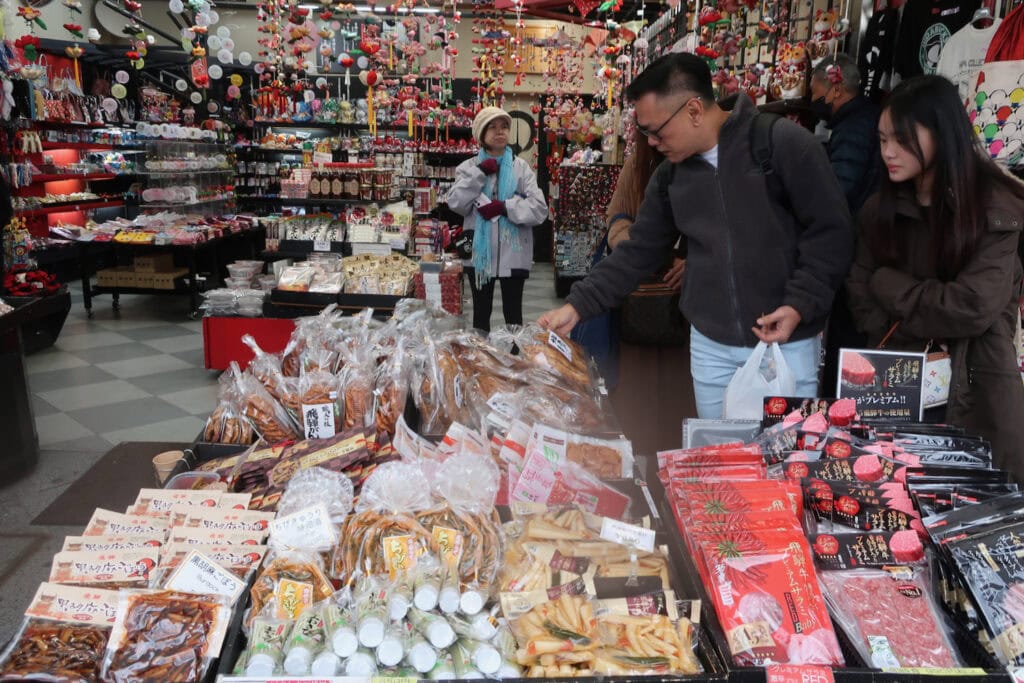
[750,112,791,213]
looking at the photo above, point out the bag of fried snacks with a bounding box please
[246,550,335,632]
[296,363,343,440]
[230,363,300,445]
[332,462,434,584]
[203,372,255,446]
[100,590,231,683]
[373,341,411,439]
[340,360,376,431]
[592,597,703,675]
[509,593,599,678]
[495,323,595,391]
[0,583,118,683]
[417,451,505,604]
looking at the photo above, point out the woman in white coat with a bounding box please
[446,107,548,332]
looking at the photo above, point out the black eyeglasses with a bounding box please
[636,97,698,140]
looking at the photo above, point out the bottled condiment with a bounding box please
[330,166,344,198]
[309,166,323,197]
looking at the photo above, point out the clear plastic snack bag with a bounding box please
[277,466,355,523]
[333,462,435,584]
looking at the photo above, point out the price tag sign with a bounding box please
[312,151,333,164]
[164,550,246,603]
[547,330,573,362]
[313,238,331,252]
[269,503,338,550]
[352,242,393,257]
[302,403,335,439]
[599,517,655,552]
[765,664,835,683]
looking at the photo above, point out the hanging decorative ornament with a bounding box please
[227,84,241,99]
[217,25,231,38]
[208,35,222,50]
[111,83,128,99]
[115,70,130,84]
[230,73,243,87]
[208,10,219,24]
[102,97,118,114]
[87,28,101,41]
[359,69,379,135]
[217,48,233,64]
[222,38,235,51]
[195,12,210,27]
[356,55,368,69]
[169,0,184,12]
[338,52,354,98]
[238,51,253,66]
[208,64,223,79]
[190,91,203,104]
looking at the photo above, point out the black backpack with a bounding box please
[656,112,787,209]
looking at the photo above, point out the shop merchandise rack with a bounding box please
[643,462,1013,683]
[138,139,234,215]
[553,163,621,296]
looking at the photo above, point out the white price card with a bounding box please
[599,517,655,552]
[313,238,331,252]
[302,403,335,439]
[164,550,246,603]
[547,330,573,362]
[269,503,338,550]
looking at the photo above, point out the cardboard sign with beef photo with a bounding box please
[837,349,926,423]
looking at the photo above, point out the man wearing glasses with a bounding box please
[539,53,854,419]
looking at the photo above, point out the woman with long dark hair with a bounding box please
[847,75,1024,479]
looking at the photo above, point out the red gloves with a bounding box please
[478,200,506,220]
[479,158,499,175]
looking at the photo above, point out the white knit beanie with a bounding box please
[472,106,512,145]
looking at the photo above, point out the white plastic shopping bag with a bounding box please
[722,342,796,420]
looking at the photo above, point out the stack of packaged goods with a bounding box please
[0,489,271,683]
[662,396,1017,674]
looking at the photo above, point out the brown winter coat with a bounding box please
[847,185,1024,480]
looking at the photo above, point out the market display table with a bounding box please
[75,228,265,319]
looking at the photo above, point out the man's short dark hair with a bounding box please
[626,53,715,103]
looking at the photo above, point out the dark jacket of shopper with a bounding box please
[567,94,854,348]
[826,95,881,214]
[846,186,1024,478]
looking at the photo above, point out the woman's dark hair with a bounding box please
[623,136,666,217]
[867,75,1024,280]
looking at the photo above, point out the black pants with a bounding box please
[468,269,527,333]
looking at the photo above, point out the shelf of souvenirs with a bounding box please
[14,198,126,217]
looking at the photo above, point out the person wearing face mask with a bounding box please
[810,55,881,394]
[539,53,853,419]
[809,55,881,214]
[847,75,1024,480]
[447,107,548,332]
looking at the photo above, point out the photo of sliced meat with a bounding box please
[842,352,877,386]
[820,570,959,668]
[786,629,844,665]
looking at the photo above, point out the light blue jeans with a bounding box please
[690,325,821,419]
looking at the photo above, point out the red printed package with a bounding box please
[665,463,767,483]
[693,529,843,667]
[657,444,761,469]
[672,481,803,519]
[819,567,961,668]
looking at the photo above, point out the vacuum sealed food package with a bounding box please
[693,528,843,667]
[819,566,961,668]
[100,590,231,683]
[0,583,118,683]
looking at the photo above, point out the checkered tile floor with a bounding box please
[25,265,565,450]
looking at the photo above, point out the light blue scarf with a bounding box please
[472,147,519,287]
